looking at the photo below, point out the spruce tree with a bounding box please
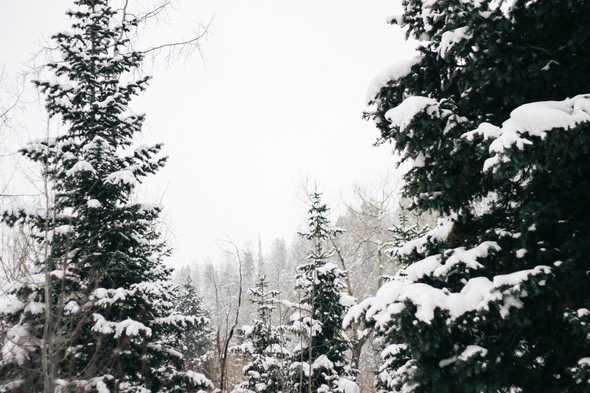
[349,1,590,392]
[177,276,212,374]
[388,208,428,253]
[289,192,354,393]
[0,1,211,392]
[232,275,287,393]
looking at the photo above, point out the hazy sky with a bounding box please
[0,1,415,266]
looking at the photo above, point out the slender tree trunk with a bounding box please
[41,123,55,393]
[219,244,243,392]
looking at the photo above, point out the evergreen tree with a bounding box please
[232,275,288,393]
[177,276,212,373]
[389,210,420,248]
[388,208,430,270]
[289,192,354,393]
[0,1,211,392]
[349,1,590,392]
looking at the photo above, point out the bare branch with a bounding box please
[140,19,211,56]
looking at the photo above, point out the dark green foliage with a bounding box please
[177,276,212,373]
[0,1,211,392]
[232,275,287,393]
[289,192,354,393]
[359,1,590,392]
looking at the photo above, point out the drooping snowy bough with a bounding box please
[353,0,590,392]
[0,1,212,392]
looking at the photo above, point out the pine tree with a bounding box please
[289,192,354,393]
[177,276,212,373]
[350,1,590,392]
[0,1,211,392]
[232,275,288,393]
[388,208,429,264]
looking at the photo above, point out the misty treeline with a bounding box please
[170,183,432,393]
[2,0,590,393]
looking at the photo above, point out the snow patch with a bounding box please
[338,378,360,393]
[394,218,453,257]
[367,54,423,104]
[483,95,590,172]
[105,169,136,187]
[66,160,96,177]
[349,265,551,326]
[459,345,488,361]
[114,318,152,338]
[385,96,438,131]
[87,199,102,208]
[312,355,334,370]
[439,26,471,59]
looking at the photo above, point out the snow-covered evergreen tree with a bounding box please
[347,1,590,392]
[388,209,426,250]
[232,275,288,393]
[0,1,211,392]
[289,192,355,393]
[177,276,212,373]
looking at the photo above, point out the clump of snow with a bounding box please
[53,225,73,235]
[92,314,114,334]
[2,324,33,366]
[185,370,214,389]
[24,302,44,315]
[66,160,96,177]
[338,378,360,393]
[385,96,438,131]
[439,356,457,368]
[394,218,454,257]
[87,199,102,208]
[92,287,130,306]
[462,122,502,141]
[436,242,500,276]
[458,345,488,361]
[401,254,442,282]
[114,318,152,338]
[0,295,25,315]
[317,262,338,275]
[347,264,551,327]
[439,26,471,59]
[367,54,423,104]
[105,169,136,186]
[401,241,500,282]
[64,300,80,314]
[481,95,590,172]
[94,380,110,393]
[381,343,408,358]
[312,355,334,370]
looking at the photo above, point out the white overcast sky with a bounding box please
[1,0,415,267]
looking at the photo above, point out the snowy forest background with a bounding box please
[1,0,590,393]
